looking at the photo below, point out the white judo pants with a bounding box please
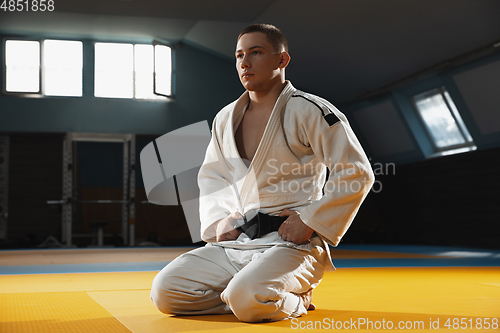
[150,236,330,323]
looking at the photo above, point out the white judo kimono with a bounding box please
[151,81,374,322]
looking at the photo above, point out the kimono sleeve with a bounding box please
[297,97,375,246]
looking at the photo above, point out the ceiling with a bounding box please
[1,0,500,105]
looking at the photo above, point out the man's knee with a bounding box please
[150,250,232,315]
[223,280,258,322]
[150,269,182,314]
[222,276,276,322]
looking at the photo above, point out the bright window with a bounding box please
[4,39,171,100]
[94,42,171,99]
[5,40,40,93]
[44,40,83,96]
[4,39,82,96]
[94,43,134,98]
[154,44,172,97]
[134,44,154,99]
[412,87,475,153]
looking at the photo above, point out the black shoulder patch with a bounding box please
[324,113,340,126]
[292,94,340,127]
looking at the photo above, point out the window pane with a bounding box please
[134,44,152,99]
[134,44,165,100]
[44,40,83,97]
[414,90,465,148]
[154,44,172,96]
[95,43,133,98]
[5,40,40,93]
[443,91,473,142]
[134,44,166,99]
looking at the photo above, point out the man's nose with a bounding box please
[240,55,250,68]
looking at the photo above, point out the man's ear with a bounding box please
[278,51,291,69]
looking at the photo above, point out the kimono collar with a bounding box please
[233,80,297,117]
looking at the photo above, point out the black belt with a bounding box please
[235,212,287,240]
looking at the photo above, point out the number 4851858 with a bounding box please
[444,318,498,330]
[1,0,55,11]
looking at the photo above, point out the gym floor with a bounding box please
[1,245,499,332]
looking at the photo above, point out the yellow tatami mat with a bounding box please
[1,267,499,332]
[1,246,499,332]
[86,267,500,333]
[1,291,130,333]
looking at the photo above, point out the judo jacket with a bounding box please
[198,81,375,247]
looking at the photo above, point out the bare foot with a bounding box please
[300,288,316,311]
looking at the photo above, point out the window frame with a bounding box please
[43,39,84,97]
[94,42,135,99]
[152,40,174,98]
[2,37,43,97]
[2,36,84,98]
[411,86,475,154]
[94,40,174,100]
[2,36,174,101]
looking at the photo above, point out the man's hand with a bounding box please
[278,208,314,244]
[216,212,243,242]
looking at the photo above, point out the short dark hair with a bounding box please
[238,24,288,54]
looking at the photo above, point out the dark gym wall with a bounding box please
[342,51,500,249]
[6,134,63,247]
[344,51,500,166]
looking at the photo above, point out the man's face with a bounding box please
[235,32,283,92]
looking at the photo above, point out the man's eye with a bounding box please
[236,54,243,59]
[252,51,260,55]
